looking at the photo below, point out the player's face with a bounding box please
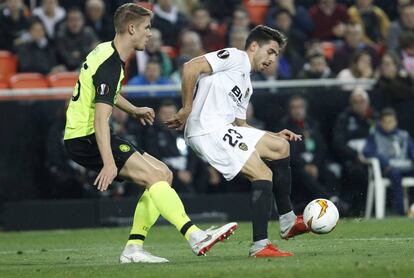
[253,41,280,72]
[132,16,152,51]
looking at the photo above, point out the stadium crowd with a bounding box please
[1,0,414,217]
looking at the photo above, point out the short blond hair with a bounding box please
[114,3,152,34]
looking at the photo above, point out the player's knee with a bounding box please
[252,164,273,181]
[279,138,290,157]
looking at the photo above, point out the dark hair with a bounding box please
[273,8,292,19]
[147,57,161,66]
[159,99,177,108]
[349,50,371,77]
[381,51,402,70]
[114,3,152,34]
[399,31,414,50]
[66,6,83,16]
[28,18,44,29]
[380,108,397,120]
[288,94,307,107]
[191,4,209,16]
[233,5,249,16]
[245,25,287,50]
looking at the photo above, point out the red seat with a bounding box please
[0,51,18,81]
[9,73,49,89]
[48,71,79,88]
[0,80,9,89]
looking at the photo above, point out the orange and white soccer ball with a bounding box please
[303,198,339,234]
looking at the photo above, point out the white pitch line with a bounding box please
[0,237,413,255]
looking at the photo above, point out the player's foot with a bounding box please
[280,215,310,240]
[119,244,169,263]
[249,241,293,257]
[189,222,238,256]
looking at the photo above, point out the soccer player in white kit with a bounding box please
[166,25,310,257]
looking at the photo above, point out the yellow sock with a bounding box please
[148,181,200,240]
[127,190,160,246]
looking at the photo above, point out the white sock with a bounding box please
[252,238,270,248]
[279,211,296,232]
[123,244,144,255]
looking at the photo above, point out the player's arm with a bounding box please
[115,94,155,126]
[94,103,117,191]
[165,56,212,129]
[234,118,302,142]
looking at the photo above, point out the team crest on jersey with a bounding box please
[96,83,109,96]
[238,142,248,151]
[119,144,131,152]
[217,49,229,59]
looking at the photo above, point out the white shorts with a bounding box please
[186,124,265,181]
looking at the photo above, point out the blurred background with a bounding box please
[1,0,414,230]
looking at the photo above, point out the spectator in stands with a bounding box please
[189,4,225,52]
[376,52,414,102]
[16,19,65,75]
[127,59,174,96]
[32,0,66,40]
[386,3,414,53]
[333,87,378,215]
[84,0,114,42]
[331,23,379,74]
[228,28,249,50]
[337,50,373,91]
[144,100,197,193]
[363,108,414,215]
[270,8,306,55]
[152,0,189,47]
[266,0,313,41]
[348,0,390,51]
[56,7,99,71]
[251,56,281,93]
[309,0,349,41]
[170,55,191,84]
[0,0,30,51]
[225,6,254,46]
[201,0,241,22]
[177,30,205,58]
[297,52,333,79]
[280,95,347,213]
[399,31,414,76]
[127,28,173,80]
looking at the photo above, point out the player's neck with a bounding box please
[113,35,134,62]
[245,50,255,72]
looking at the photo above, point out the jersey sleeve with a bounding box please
[92,56,122,106]
[235,86,252,120]
[204,48,242,73]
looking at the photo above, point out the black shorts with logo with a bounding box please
[64,133,144,175]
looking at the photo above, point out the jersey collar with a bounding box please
[111,41,125,67]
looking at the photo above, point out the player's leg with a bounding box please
[255,133,309,239]
[120,152,237,256]
[240,151,293,257]
[126,153,171,247]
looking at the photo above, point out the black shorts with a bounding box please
[64,133,144,175]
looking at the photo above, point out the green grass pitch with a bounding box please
[1,218,414,277]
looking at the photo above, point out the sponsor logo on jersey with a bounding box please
[217,49,229,59]
[119,144,131,152]
[238,142,248,151]
[96,83,109,96]
[228,85,243,106]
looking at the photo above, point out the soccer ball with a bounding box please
[303,198,339,234]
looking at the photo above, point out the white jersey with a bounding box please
[185,48,253,138]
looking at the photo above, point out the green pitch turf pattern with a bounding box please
[1,218,414,278]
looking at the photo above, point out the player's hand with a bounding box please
[165,108,191,130]
[133,107,155,126]
[277,129,302,141]
[94,163,117,191]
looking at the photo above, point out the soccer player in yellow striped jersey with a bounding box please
[64,3,237,263]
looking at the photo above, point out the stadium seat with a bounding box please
[48,71,79,88]
[0,51,18,80]
[364,158,414,219]
[0,79,9,89]
[9,73,49,89]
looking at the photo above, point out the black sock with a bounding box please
[268,157,293,215]
[251,180,273,242]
